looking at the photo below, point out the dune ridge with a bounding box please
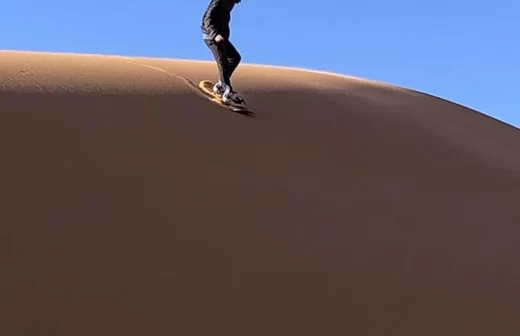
[1,50,520,335]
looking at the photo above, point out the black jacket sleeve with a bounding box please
[202,0,224,40]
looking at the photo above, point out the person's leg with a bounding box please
[204,39,230,90]
[220,40,241,91]
[204,38,244,104]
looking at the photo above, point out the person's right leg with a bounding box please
[204,38,244,104]
[204,39,230,92]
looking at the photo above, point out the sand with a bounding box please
[1,50,519,335]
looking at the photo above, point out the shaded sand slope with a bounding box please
[1,51,519,335]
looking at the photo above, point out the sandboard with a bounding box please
[197,80,253,115]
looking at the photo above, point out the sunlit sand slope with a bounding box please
[1,51,519,335]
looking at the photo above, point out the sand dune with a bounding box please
[1,50,519,335]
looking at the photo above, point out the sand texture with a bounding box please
[1,50,520,335]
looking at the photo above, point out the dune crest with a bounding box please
[1,51,519,335]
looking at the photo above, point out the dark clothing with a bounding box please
[201,0,241,90]
[201,0,236,41]
[204,38,241,90]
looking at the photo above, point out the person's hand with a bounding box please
[215,34,224,43]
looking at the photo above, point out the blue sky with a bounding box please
[1,0,518,128]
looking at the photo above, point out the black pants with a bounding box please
[204,38,241,90]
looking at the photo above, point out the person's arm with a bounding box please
[203,0,224,41]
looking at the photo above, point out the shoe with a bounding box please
[212,81,225,97]
[222,86,245,105]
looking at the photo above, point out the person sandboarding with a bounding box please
[201,0,245,106]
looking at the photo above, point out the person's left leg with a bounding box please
[204,38,229,96]
[221,39,241,91]
[220,40,245,104]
